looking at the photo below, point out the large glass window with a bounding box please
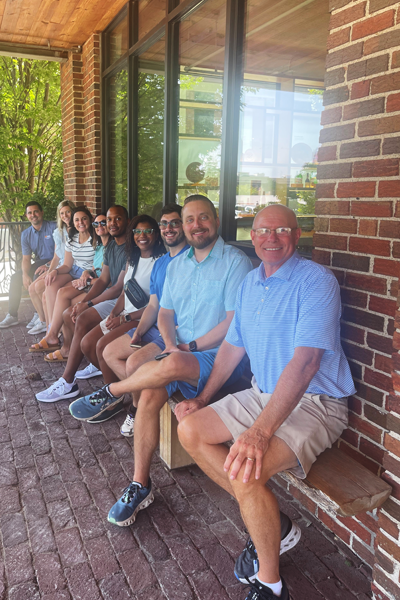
[138,37,165,215]
[236,0,329,253]
[139,0,166,39]
[106,15,128,68]
[177,0,226,209]
[107,69,128,206]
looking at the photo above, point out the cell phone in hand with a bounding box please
[130,343,141,348]
[155,352,171,361]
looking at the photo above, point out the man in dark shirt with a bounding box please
[35,204,129,402]
[0,201,56,328]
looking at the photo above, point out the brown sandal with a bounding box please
[29,338,61,353]
[44,350,68,363]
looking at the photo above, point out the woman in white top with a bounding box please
[27,200,75,335]
[80,214,166,385]
[30,206,95,353]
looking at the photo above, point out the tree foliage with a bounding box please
[0,57,63,221]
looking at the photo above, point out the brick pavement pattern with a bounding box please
[0,300,373,599]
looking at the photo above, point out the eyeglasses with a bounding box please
[133,228,154,235]
[93,220,107,228]
[252,227,297,238]
[158,219,182,229]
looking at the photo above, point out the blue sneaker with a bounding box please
[108,480,154,526]
[69,385,124,422]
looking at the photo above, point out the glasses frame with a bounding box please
[252,227,298,238]
[133,228,154,235]
[93,220,107,228]
[158,219,182,229]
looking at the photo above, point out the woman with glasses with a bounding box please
[79,214,166,386]
[29,212,110,360]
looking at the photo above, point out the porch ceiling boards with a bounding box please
[0,0,127,50]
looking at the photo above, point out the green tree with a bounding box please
[0,57,63,221]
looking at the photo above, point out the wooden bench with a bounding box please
[159,384,392,517]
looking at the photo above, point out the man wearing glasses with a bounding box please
[176,204,355,600]
[68,203,189,430]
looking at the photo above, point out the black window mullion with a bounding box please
[163,14,179,206]
[219,0,246,241]
[128,1,139,217]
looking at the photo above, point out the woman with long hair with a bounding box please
[79,214,165,385]
[30,205,96,354]
[27,200,75,335]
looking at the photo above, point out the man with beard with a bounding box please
[68,204,189,430]
[99,195,253,526]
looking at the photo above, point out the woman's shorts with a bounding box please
[69,265,84,279]
[126,325,166,351]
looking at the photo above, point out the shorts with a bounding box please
[69,265,84,279]
[93,299,118,321]
[166,349,246,400]
[211,377,348,479]
[126,325,166,351]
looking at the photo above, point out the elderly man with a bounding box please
[177,204,355,600]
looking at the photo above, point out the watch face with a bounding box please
[125,314,131,322]
[189,341,197,352]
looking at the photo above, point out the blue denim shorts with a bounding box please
[166,349,246,399]
[69,265,84,279]
[126,325,166,351]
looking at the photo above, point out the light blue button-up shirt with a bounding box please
[160,236,253,349]
[226,252,356,398]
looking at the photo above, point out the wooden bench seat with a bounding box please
[159,383,392,517]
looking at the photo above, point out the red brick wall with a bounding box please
[312,1,400,598]
[60,33,102,215]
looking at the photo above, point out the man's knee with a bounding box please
[95,335,108,359]
[177,415,201,451]
[28,281,36,296]
[138,388,167,412]
[163,352,193,379]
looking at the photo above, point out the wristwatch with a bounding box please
[87,300,94,308]
[125,314,132,322]
[189,340,197,352]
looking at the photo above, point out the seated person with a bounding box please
[35,213,165,403]
[81,196,253,527]
[176,205,356,600]
[27,200,75,335]
[69,203,189,431]
[29,214,111,362]
[0,201,56,329]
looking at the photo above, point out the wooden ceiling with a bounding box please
[0,0,128,50]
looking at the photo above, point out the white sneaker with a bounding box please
[76,363,102,380]
[28,320,47,335]
[121,412,136,437]
[0,314,19,328]
[27,313,39,329]
[36,377,80,403]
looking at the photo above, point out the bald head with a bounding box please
[253,204,298,230]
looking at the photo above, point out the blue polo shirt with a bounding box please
[150,244,190,302]
[225,252,356,398]
[21,220,56,261]
[161,236,253,349]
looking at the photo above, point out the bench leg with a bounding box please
[159,403,194,469]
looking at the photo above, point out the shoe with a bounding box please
[121,410,136,437]
[76,363,102,379]
[108,480,154,526]
[36,377,80,403]
[27,313,39,329]
[69,385,124,422]
[0,314,19,328]
[28,320,47,335]
[235,516,301,584]
[244,577,289,599]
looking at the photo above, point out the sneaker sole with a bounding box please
[234,521,302,584]
[36,388,80,403]
[108,491,154,527]
[69,397,123,421]
[0,322,19,328]
[76,371,102,380]
[87,403,124,423]
[120,428,134,437]
[28,327,47,335]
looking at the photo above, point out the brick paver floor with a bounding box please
[0,299,373,600]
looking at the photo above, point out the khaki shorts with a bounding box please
[210,377,348,479]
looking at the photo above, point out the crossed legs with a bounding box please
[178,407,298,584]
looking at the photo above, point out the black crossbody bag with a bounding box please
[123,254,150,309]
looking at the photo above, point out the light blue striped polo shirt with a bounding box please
[225,252,356,398]
[160,236,253,349]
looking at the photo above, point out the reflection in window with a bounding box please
[138,38,165,216]
[236,0,329,254]
[177,0,226,208]
[106,16,128,68]
[108,70,128,206]
[139,0,166,40]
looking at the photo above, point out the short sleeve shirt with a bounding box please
[53,227,67,265]
[21,221,56,260]
[225,252,356,398]
[160,236,253,349]
[103,240,127,286]
[149,244,190,302]
[65,234,95,271]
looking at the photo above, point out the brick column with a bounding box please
[313,1,400,598]
[60,33,102,214]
